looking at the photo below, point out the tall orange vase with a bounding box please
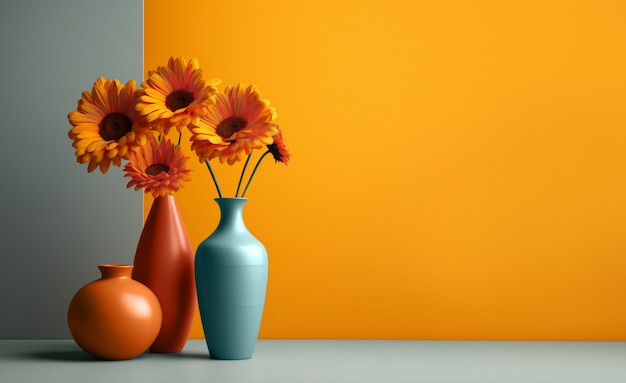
[132,194,196,353]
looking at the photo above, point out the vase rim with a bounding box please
[214,197,248,201]
[97,264,133,279]
[98,264,133,269]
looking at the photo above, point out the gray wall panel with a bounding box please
[0,0,144,338]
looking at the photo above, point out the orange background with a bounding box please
[144,0,626,340]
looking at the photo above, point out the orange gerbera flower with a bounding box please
[239,128,292,197]
[68,77,150,173]
[136,57,219,135]
[123,136,192,197]
[266,129,291,165]
[189,84,279,165]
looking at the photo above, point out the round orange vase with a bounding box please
[67,264,162,360]
[132,194,196,353]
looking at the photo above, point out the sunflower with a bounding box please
[189,84,279,165]
[136,57,219,135]
[123,136,192,197]
[68,77,150,173]
[266,129,291,165]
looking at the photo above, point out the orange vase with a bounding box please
[67,264,162,360]
[132,194,196,353]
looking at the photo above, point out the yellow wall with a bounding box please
[145,0,626,340]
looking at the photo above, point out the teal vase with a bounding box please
[195,198,268,360]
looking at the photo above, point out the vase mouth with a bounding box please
[214,197,248,201]
[98,264,133,269]
[98,264,133,279]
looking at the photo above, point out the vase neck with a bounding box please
[98,264,133,279]
[214,198,248,232]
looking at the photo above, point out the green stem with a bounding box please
[235,153,253,198]
[241,150,271,198]
[177,132,182,147]
[204,159,223,198]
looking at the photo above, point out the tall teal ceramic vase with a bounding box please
[195,198,268,360]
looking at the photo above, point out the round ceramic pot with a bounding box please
[67,264,162,360]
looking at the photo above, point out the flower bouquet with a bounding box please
[68,56,290,196]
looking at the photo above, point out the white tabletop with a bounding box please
[2,339,626,383]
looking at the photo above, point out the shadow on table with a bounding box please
[24,345,148,362]
[27,349,98,362]
[18,342,96,362]
[25,348,213,362]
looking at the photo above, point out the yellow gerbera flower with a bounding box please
[123,136,192,198]
[136,57,219,135]
[189,84,279,165]
[68,77,150,173]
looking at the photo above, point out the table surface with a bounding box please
[2,339,626,383]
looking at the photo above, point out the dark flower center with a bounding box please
[145,163,170,176]
[216,117,248,138]
[165,89,195,112]
[99,113,132,141]
[267,142,283,162]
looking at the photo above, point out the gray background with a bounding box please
[0,0,144,338]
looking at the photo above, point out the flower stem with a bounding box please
[204,159,223,198]
[235,153,253,198]
[177,132,182,147]
[241,150,271,198]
